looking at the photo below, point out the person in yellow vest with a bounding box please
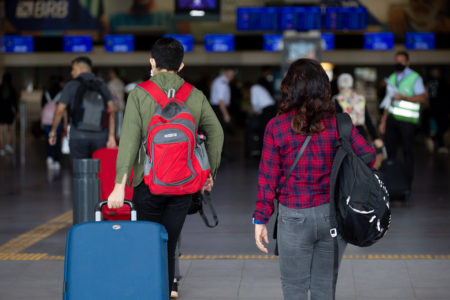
[379,51,426,184]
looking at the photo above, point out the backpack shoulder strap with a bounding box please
[336,113,353,141]
[138,80,168,106]
[175,82,194,103]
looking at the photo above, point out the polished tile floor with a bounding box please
[0,133,449,299]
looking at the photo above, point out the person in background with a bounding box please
[379,51,426,185]
[427,67,450,154]
[0,73,18,156]
[108,68,125,138]
[253,58,375,300]
[250,77,276,135]
[210,68,234,158]
[49,56,117,163]
[333,73,383,148]
[41,76,67,170]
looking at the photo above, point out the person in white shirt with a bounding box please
[210,68,234,126]
[250,83,275,115]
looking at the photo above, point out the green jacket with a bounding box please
[115,72,224,186]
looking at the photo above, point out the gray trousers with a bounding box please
[278,203,346,300]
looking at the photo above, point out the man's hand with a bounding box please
[394,93,406,100]
[255,224,269,253]
[378,121,386,136]
[48,131,57,146]
[107,174,127,209]
[106,136,117,148]
[374,138,384,149]
[223,113,231,124]
[201,174,214,194]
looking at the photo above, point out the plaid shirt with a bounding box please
[253,111,376,224]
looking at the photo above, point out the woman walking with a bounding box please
[253,59,375,300]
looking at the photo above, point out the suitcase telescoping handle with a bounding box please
[95,200,137,222]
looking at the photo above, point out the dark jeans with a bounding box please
[44,124,62,162]
[69,136,107,165]
[384,114,416,184]
[133,182,192,294]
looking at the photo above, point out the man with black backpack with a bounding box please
[49,56,117,161]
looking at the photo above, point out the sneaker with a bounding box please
[4,144,14,154]
[425,138,434,153]
[170,280,179,299]
[52,161,61,170]
[0,149,5,156]
[46,157,54,168]
[437,147,449,154]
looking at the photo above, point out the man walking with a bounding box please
[379,51,426,184]
[49,56,117,161]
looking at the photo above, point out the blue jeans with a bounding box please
[278,203,346,300]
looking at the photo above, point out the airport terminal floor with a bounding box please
[0,132,449,300]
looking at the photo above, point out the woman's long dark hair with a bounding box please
[279,58,335,135]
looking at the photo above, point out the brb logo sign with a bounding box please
[15,0,69,19]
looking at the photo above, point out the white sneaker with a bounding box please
[4,144,14,154]
[425,138,434,153]
[52,161,61,170]
[47,157,54,168]
[437,147,449,154]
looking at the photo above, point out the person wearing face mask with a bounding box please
[379,51,426,185]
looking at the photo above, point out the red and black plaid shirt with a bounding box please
[253,111,376,224]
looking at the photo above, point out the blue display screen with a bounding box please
[321,33,335,51]
[104,35,134,52]
[325,7,367,30]
[280,6,321,31]
[164,34,194,52]
[237,7,279,31]
[405,33,435,50]
[63,36,93,53]
[263,34,283,52]
[364,33,394,50]
[3,36,34,53]
[204,34,234,52]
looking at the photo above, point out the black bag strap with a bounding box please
[199,191,219,228]
[330,113,354,297]
[272,135,312,255]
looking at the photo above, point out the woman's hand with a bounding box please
[255,224,269,253]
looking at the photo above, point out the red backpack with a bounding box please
[138,80,211,195]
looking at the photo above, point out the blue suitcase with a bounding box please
[63,201,169,300]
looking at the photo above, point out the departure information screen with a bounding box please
[263,34,283,52]
[63,36,93,53]
[405,33,435,50]
[364,33,394,50]
[321,33,335,51]
[104,35,134,52]
[237,7,279,31]
[204,34,235,52]
[164,34,194,52]
[2,36,34,53]
[280,6,321,31]
[325,7,367,30]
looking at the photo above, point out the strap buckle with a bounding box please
[167,88,176,99]
[330,228,337,238]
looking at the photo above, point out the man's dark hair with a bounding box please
[395,51,409,61]
[72,56,93,69]
[151,38,184,72]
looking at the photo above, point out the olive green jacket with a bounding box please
[115,72,224,186]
